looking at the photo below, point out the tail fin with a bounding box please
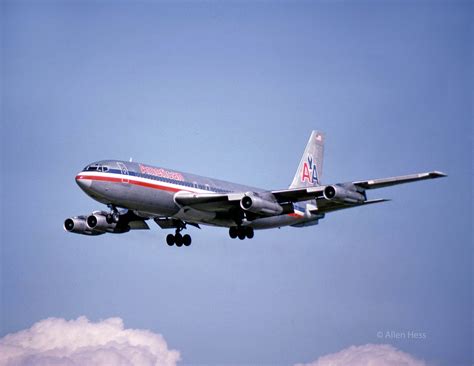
[289,131,325,188]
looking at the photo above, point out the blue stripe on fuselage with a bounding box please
[102,168,232,194]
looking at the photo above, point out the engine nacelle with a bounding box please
[64,217,104,236]
[87,213,122,233]
[323,185,365,203]
[240,193,283,216]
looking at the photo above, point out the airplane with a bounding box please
[64,131,446,247]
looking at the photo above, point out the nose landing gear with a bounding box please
[106,205,120,224]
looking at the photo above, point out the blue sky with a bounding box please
[1,1,472,365]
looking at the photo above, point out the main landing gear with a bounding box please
[229,226,254,240]
[166,225,192,247]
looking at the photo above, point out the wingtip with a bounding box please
[365,198,391,204]
[430,171,447,178]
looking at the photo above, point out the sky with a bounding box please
[1,1,472,365]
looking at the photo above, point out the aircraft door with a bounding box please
[117,162,129,183]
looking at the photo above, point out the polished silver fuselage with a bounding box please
[76,160,314,229]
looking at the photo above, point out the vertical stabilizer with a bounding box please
[289,131,325,188]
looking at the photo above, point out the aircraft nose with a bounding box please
[75,174,92,190]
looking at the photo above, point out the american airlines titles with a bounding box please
[139,164,184,181]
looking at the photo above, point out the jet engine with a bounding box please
[63,217,104,235]
[240,193,283,216]
[323,185,365,204]
[86,213,129,233]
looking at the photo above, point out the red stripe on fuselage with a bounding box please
[75,174,183,193]
[76,174,305,219]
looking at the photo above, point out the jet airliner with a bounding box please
[65,131,446,246]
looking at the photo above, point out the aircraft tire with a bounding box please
[238,232,246,240]
[245,227,254,239]
[229,227,238,239]
[166,234,175,246]
[175,233,183,247]
[183,234,192,246]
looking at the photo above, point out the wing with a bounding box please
[173,192,244,212]
[172,188,382,219]
[310,170,447,214]
[174,187,326,208]
[352,171,447,189]
[271,186,326,202]
[171,171,446,220]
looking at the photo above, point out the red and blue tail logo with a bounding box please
[301,155,319,185]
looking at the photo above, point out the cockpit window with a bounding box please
[84,164,100,172]
[83,163,110,172]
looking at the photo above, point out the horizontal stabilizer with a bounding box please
[310,198,390,214]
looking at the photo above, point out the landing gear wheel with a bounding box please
[183,234,192,246]
[238,231,246,240]
[166,234,175,246]
[229,227,238,239]
[166,222,193,247]
[175,233,183,247]
[245,227,254,239]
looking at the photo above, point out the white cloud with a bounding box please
[295,343,426,366]
[0,316,180,366]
